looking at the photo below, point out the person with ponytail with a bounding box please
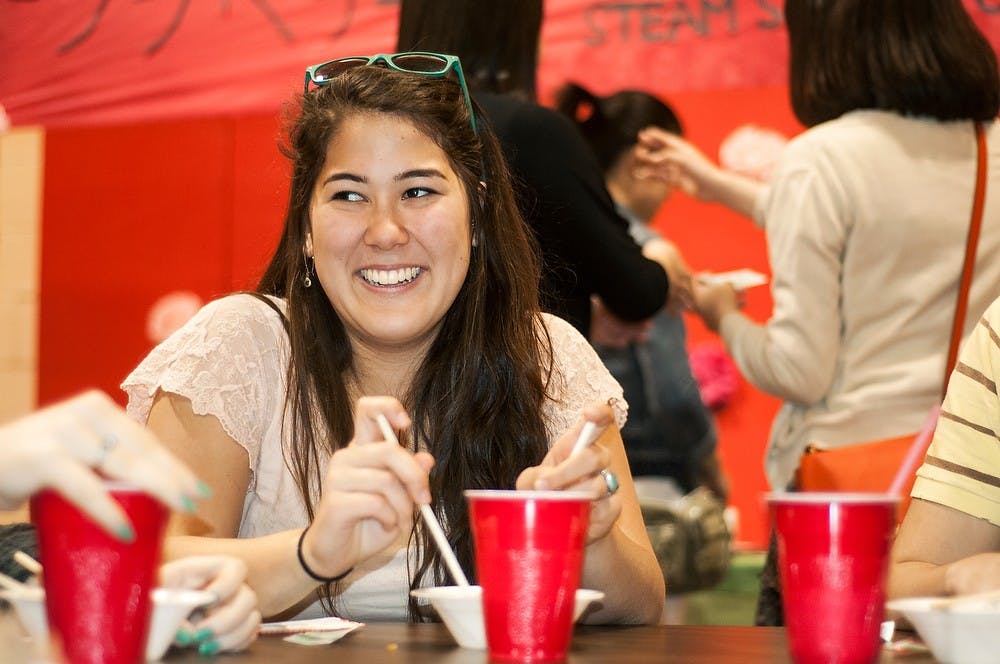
[557,84,730,619]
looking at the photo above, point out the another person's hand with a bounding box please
[0,390,205,538]
[691,277,742,333]
[642,237,694,312]
[944,553,1000,596]
[516,403,621,543]
[589,297,653,348]
[634,128,765,222]
[160,556,260,655]
[634,128,725,203]
[300,396,435,580]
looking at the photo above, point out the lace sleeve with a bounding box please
[121,294,289,472]
[540,313,627,443]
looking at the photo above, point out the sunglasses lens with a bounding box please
[389,53,450,74]
[311,57,370,85]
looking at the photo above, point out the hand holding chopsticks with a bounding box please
[375,413,470,587]
[570,421,601,458]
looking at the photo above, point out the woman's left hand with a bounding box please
[159,555,261,656]
[516,403,622,543]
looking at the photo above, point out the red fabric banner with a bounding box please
[5,0,997,129]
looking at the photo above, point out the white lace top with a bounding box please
[122,294,626,621]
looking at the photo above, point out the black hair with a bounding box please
[555,82,683,171]
[397,0,543,100]
[785,0,1000,126]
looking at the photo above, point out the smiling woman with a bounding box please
[120,58,664,625]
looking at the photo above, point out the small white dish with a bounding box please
[699,268,768,290]
[888,597,1000,664]
[1,586,215,661]
[410,585,604,649]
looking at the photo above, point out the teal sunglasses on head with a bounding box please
[304,51,479,137]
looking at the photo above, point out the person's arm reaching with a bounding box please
[634,127,764,223]
[700,165,845,404]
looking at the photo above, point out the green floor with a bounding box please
[684,550,766,625]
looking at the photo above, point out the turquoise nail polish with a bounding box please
[199,641,220,657]
[194,628,214,643]
[181,495,197,513]
[175,629,194,646]
[115,524,135,542]
[197,481,213,498]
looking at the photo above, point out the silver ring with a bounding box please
[96,434,118,468]
[600,469,619,497]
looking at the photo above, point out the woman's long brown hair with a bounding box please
[255,65,552,617]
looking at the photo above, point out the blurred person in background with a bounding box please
[635,0,1000,625]
[555,82,724,502]
[557,83,731,622]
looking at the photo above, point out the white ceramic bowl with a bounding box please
[410,585,604,649]
[887,597,1000,664]
[0,586,215,661]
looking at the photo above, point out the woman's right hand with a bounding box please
[298,396,435,579]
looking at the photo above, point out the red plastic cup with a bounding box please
[465,490,591,663]
[768,493,898,664]
[30,482,169,664]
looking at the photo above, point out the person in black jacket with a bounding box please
[555,82,726,502]
[396,0,677,335]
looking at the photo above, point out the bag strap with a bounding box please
[943,121,988,394]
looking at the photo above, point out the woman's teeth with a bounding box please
[360,267,421,286]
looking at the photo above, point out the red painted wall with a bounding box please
[40,119,234,403]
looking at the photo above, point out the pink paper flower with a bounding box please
[146,291,203,344]
[718,124,788,183]
[689,342,740,410]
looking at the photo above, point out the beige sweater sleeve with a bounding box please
[718,155,848,405]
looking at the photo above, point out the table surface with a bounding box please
[158,623,937,664]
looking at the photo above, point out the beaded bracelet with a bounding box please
[297,527,353,583]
